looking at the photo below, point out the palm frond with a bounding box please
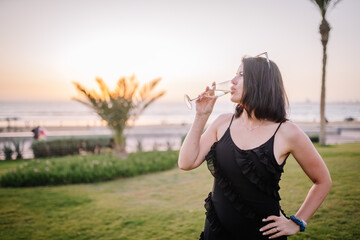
[71,97,93,109]
[72,81,99,106]
[142,90,166,110]
[137,77,162,102]
[131,90,166,120]
[114,77,127,98]
[124,75,139,100]
[310,0,340,17]
[333,0,342,8]
[96,77,110,101]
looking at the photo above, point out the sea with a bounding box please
[0,99,359,159]
[1,99,360,129]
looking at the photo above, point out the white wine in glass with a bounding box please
[184,80,232,109]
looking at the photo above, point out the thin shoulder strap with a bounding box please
[273,121,283,136]
[228,114,235,128]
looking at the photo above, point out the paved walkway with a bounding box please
[326,129,360,144]
[0,123,359,160]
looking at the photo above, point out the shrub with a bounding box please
[309,135,319,143]
[2,144,13,160]
[31,137,113,158]
[12,139,25,159]
[136,139,143,152]
[31,140,51,158]
[0,150,179,187]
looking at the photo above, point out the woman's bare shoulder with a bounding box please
[279,120,308,142]
[212,113,234,126]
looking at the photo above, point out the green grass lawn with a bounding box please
[0,143,359,240]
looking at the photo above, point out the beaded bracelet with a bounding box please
[290,215,307,232]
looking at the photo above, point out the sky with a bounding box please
[0,0,359,103]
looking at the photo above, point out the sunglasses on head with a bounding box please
[236,51,271,75]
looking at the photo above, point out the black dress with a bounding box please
[200,116,288,240]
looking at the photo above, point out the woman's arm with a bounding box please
[178,113,216,170]
[286,123,332,221]
[178,85,223,170]
[261,122,332,238]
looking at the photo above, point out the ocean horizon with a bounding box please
[1,99,360,129]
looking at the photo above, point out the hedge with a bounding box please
[0,150,179,187]
[31,137,112,158]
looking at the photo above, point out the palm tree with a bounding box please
[310,0,342,145]
[73,75,165,154]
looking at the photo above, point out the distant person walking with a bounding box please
[31,126,47,140]
[178,52,331,239]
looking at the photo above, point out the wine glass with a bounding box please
[184,80,232,110]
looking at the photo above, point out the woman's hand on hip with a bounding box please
[259,211,300,239]
[195,83,217,115]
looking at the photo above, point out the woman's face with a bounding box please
[230,64,244,103]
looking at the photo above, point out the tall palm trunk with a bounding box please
[319,18,330,146]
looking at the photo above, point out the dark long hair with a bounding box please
[235,56,288,123]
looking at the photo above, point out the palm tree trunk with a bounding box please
[319,43,327,145]
[113,129,127,157]
[319,18,330,146]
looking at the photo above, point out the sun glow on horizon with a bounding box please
[0,0,359,103]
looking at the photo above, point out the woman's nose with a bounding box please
[231,77,237,85]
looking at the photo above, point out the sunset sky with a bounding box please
[0,0,359,103]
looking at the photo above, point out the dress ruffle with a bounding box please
[199,192,223,240]
[253,145,284,177]
[205,142,257,219]
[199,232,204,240]
[204,192,222,233]
[234,145,283,200]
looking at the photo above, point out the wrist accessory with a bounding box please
[290,215,307,232]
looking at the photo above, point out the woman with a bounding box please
[178,53,332,240]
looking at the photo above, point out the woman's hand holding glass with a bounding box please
[184,80,232,110]
[195,83,218,116]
